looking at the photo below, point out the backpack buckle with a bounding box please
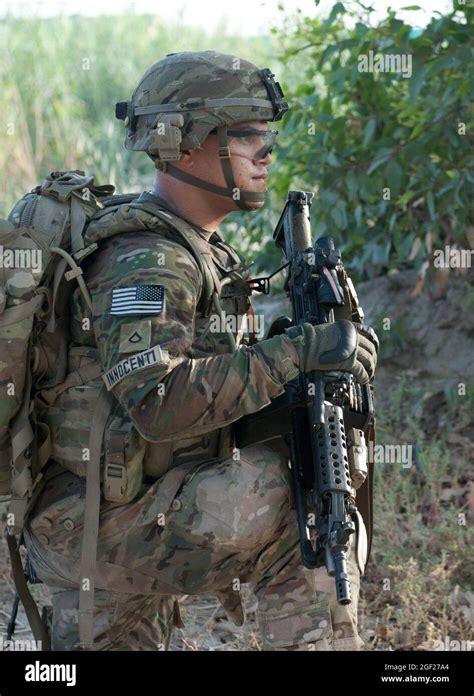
[104,464,127,501]
[72,243,98,263]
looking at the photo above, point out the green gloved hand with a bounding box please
[285,320,379,384]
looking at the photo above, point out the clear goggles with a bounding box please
[211,128,278,160]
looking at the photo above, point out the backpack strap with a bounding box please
[0,293,45,329]
[45,247,95,334]
[6,349,52,649]
[8,360,35,534]
[129,195,220,317]
[129,199,239,352]
[35,362,103,409]
[101,193,139,207]
[7,532,51,649]
[78,385,115,650]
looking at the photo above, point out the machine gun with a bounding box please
[235,190,376,604]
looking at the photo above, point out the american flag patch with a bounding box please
[110,285,165,316]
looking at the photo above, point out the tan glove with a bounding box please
[285,320,379,384]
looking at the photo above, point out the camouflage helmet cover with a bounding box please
[116,50,288,157]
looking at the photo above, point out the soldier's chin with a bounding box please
[237,197,266,212]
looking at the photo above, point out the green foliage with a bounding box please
[231,2,473,279]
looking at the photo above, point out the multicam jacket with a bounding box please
[44,191,300,485]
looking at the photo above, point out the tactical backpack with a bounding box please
[0,169,233,649]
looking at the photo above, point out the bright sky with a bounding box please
[1,0,453,34]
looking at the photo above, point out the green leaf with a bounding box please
[397,191,417,206]
[330,203,347,230]
[385,160,402,197]
[354,22,368,37]
[367,150,393,176]
[409,121,426,141]
[318,44,341,68]
[363,118,377,147]
[346,170,358,196]
[323,2,345,29]
[313,220,328,237]
[409,64,426,100]
[426,191,435,220]
[425,55,454,78]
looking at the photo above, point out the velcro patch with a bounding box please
[102,344,169,391]
[119,320,152,353]
[110,285,165,316]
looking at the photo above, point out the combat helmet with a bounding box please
[115,50,288,209]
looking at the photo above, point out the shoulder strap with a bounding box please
[128,197,220,317]
[79,385,115,649]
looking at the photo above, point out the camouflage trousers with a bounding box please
[24,444,365,651]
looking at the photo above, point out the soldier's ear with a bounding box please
[179,150,192,165]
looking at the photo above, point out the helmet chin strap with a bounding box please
[154,125,266,211]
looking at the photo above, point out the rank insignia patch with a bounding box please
[119,320,152,353]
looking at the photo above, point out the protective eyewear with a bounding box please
[210,128,278,159]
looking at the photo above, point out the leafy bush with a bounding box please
[229,3,473,280]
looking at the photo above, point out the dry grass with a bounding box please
[0,378,472,651]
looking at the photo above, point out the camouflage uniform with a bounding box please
[21,50,368,650]
[24,192,365,651]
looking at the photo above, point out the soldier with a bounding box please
[23,50,378,651]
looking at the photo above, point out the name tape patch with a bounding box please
[110,284,165,316]
[102,344,169,391]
